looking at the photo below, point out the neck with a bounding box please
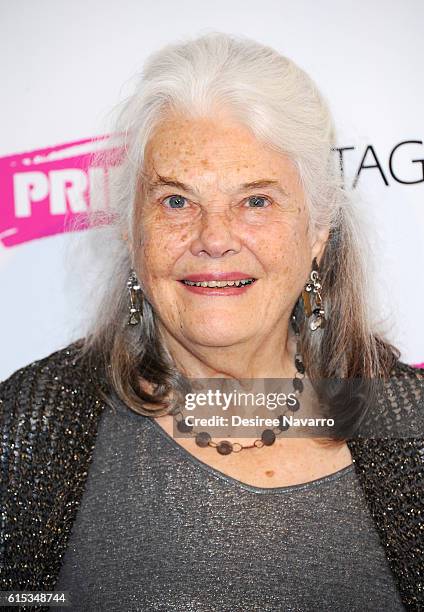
[158,322,297,380]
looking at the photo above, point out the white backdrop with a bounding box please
[1,0,423,379]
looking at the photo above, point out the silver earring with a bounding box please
[301,257,326,331]
[127,269,142,325]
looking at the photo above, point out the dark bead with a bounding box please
[293,378,304,393]
[217,440,233,455]
[290,397,300,412]
[278,415,290,431]
[295,358,305,374]
[261,429,276,446]
[176,419,193,433]
[195,431,211,447]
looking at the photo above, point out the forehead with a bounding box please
[143,112,299,188]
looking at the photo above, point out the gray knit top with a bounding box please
[55,395,405,612]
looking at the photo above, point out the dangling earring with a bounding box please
[301,257,326,331]
[127,269,143,325]
[291,310,306,380]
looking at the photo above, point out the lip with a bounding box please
[178,277,258,297]
[179,271,256,282]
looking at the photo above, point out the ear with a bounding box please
[311,225,330,266]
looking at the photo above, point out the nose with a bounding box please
[189,210,242,258]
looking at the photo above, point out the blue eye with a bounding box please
[163,195,187,209]
[246,195,271,208]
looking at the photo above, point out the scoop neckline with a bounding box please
[145,415,355,495]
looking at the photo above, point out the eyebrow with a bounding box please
[146,174,289,197]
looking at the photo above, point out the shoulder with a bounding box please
[383,358,424,408]
[1,339,90,387]
[390,359,424,378]
[1,339,97,405]
[0,339,107,453]
[387,359,424,416]
[348,358,424,464]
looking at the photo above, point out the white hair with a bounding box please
[66,31,398,392]
[114,31,344,237]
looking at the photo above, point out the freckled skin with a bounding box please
[131,112,329,379]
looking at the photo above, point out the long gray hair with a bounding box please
[73,32,400,434]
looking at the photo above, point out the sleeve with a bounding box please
[0,343,105,611]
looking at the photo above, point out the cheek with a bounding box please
[136,218,189,281]
[246,222,311,292]
[249,224,306,265]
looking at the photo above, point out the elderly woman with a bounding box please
[1,33,423,612]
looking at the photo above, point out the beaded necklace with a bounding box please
[172,314,305,455]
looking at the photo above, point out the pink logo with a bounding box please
[0,135,123,248]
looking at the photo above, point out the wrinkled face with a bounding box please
[131,112,328,350]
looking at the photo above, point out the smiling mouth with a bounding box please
[179,278,257,288]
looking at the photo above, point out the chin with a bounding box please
[184,324,252,348]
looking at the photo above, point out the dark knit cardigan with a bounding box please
[0,342,423,611]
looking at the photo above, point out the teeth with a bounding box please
[182,278,255,288]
